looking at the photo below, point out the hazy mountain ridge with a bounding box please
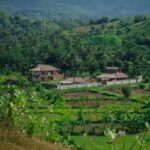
[0,0,150,20]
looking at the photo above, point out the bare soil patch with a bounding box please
[132,89,150,96]
[67,123,122,135]
[66,100,133,107]
[64,92,102,99]
[64,89,150,99]
[0,128,70,150]
[108,89,150,96]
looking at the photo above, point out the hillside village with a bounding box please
[30,64,142,89]
[0,3,150,150]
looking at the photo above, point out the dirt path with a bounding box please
[64,92,102,99]
[64,89,150,99]
[66,123,122,135]
[66,100,133,107]
[109,89,150,96]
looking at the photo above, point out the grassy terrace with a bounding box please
[1,78,150,149]
[71,133,150,150]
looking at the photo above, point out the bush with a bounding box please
[121,86,132,98]
[2,73,29,87]
[97,16,110,24]
[138,83,145,89]
[145,84,150,91]
[120,114,147,134]
[134,15,146,23]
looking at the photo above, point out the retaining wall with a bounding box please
[57,77,142,90]
[57,82,102,90]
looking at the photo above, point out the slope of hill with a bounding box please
[0,0,150,20]
[0,128,70,150]
[0,12,150,81]
[66,16,150,36]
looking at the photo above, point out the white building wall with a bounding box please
[57,76,142,90]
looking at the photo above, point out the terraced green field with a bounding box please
[20,83,150,149]
[1,79,149,149]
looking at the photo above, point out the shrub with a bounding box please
[138,83,145,89]
[120,114,147,134]
[121,85,132,98]
[97,16,110,24]
[146,84,150,91]
[134,15,146,23]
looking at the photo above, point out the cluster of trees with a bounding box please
[0,12,150,81]
[89,15,149,25]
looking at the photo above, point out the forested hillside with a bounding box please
[0,12,150,81]
[0,0,150,20]
[0,6,150,149]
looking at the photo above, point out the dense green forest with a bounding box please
[0,12,150,81]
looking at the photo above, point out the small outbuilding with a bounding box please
[96,67,128,84]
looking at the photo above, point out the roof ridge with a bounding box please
[30,64,60,71]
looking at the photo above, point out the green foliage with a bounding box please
[0,12,150,80]
[26,116,38,137]
[104,126,150,150]
[121,86,132,98]
[0,75,149,149]
[101,91,120,97]
[0,86,26,127]
[97,17,110,24]
[102,112,115,124]
[2,73,30,87]
[121,113,149,134]
[85,35,122,47]
[134,16,147,23]
[138,83,145,90]
[89,88,100,93]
